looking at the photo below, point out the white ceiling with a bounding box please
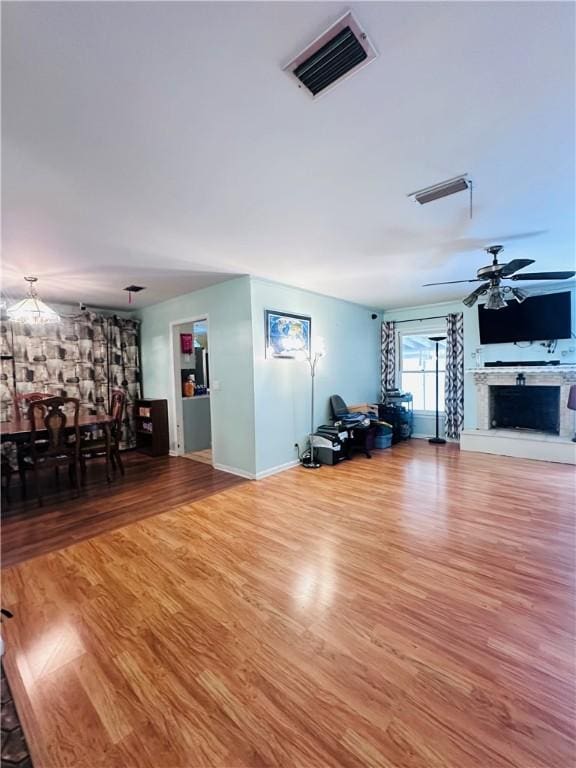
[2,1,575,310]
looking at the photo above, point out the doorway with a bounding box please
[171,317,213,465]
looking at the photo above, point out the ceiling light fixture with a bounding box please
[7,276,60,324]
[408,173,473,218]
[463,292,481,308]
[484,286,508,311]
[511,287,527,303]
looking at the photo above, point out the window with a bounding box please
[400,334,446,412]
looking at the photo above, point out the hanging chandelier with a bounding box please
[6,276,60,324]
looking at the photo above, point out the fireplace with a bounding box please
[462,365,576,464]
[471,366,576,439]
[490,385,560,434]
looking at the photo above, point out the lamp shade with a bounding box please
[7,295,60,325]
[6,277,60,325]
[567,385,576,411]
[485,287,507,311]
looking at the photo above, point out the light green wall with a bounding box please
[138,275,575,471]
[383,284,576,432]
[138,277,256,476]
[250,278,381,475]
[138,275,382,478]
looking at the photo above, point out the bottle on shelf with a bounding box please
[183,374,196,398]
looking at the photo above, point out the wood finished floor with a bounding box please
[183,448,213,466]
[2,451,244,568]
[2,442,575,768]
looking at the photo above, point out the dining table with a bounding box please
[1,412,115,440]
[1,411,115,480]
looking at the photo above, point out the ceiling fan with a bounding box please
[423,245,576,310]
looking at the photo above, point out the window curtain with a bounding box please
[106,316,141,449]
[0,312,141,449]
[445,312,464,440]
[381,321,397,399]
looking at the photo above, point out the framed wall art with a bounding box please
[265,310,311,359]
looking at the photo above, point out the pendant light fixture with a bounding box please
[6,276,60,324]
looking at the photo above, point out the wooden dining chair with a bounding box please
[14,391,52,418]
[79,389,126,482]
[22,397,80,506]
[1,453,13,505]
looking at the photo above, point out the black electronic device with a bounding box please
[478,291,572,344]
[484,360,560,367]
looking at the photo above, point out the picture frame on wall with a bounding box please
[265,310,311,359]
[180,333,193,355]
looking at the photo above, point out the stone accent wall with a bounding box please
[471,367,576,439]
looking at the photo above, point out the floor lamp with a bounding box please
[428,336,446,445]
[301,338,325,469]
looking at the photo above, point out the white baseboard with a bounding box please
[212,459,301,481]
[461,429,576,464]
[255,459,300,480]
[213,462,256,480]
[169,449,179,457]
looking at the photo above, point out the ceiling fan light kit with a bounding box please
[484,287,508,311]
[423,245,576,310]
[511,287,527,303]
[462,287,486,308]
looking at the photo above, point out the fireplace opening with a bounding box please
[489,385,560,434]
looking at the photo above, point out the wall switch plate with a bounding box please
[212,380,221,391]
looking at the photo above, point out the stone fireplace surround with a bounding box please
[461,365,576,464]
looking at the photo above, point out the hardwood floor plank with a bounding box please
[2,442,575,767]
[2,451,245,567]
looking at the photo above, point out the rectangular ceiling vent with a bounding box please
[408,174,471,205]
[284,11,377,98]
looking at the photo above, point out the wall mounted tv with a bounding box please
[478,291,572,344]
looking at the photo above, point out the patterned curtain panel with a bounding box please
[445,312,464,440]
[107,316,141,449]
[0,312,141,448]
[380,321,397,399]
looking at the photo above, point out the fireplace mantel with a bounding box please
[467,365,576,382]
[468,364,576,441]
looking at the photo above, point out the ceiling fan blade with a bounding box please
[510,271,576,281]
[422,279,483,286]
[462,283,490,307]
[499,258,535,276]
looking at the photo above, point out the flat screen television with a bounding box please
[478,291,572,344]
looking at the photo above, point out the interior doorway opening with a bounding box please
[171,317,213,465]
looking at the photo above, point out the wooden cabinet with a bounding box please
[134,399,169,456]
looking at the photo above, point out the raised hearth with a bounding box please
[462,365,576,464]
[470,366,576,439]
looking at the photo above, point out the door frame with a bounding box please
[168,314,214,458]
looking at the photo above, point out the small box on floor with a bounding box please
[375,423,393,449]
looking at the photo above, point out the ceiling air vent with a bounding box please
[284,11,377,98]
